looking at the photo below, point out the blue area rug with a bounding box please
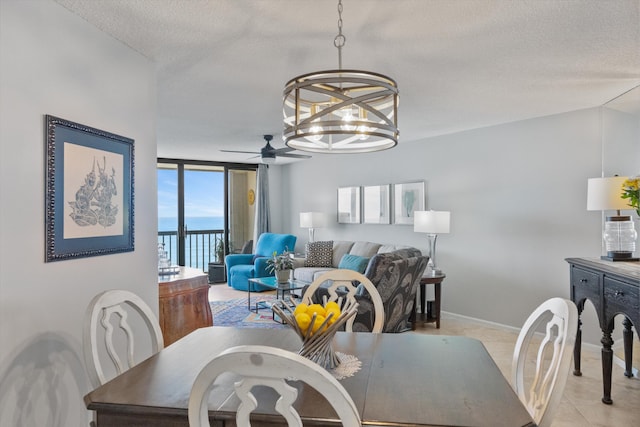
[210,296,289,329]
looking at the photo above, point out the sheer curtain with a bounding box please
[253,164,271,244]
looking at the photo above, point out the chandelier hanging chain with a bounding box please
[334,0,346,70]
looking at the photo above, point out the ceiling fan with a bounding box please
[221,135,311,164]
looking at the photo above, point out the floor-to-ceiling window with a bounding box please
[157,159,257,272]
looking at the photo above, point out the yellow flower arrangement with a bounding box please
[621,176,640,216]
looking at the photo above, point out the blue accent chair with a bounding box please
[225,233,297,291]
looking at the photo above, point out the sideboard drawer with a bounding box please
[604,278,640,320]
[571,266,600,299]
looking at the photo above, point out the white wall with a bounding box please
[0,1,156,425]
[602,106,639,177]
[283,108,606,344]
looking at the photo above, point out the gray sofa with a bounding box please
[292,240,429,332]
[292,240,419,282]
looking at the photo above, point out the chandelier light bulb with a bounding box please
[340,107,357,132]
[308,125,323,142]
[357,125,370,140]
[356,108,370,139]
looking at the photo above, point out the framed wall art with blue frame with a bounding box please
[45,115,134,262]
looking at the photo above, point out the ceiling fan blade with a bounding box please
[220,149,260,154]
[221,134,311,161]
[277,152,312,159]
[273,147,296,155]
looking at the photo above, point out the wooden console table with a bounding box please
[158,266,212,347]
[566,257,639,404]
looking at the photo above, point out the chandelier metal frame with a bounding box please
[283,0,399,153]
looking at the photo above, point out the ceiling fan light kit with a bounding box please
[282,0,399,154]
[260,140,277,164]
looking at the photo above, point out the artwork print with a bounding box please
[45,115,134,261]
[363,185,390,224]
[64,144,124,238]
[337,186,361,224]
[393,181,425,225]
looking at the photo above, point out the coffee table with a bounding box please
[246,276,310,312]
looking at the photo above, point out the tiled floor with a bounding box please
[209,285,640,427]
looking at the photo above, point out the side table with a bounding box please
[412,272,446,330]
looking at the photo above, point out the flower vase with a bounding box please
[275,269,290,284]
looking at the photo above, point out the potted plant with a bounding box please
[621,176,640,217]
[215,238,225,264]
[266,250,294,283]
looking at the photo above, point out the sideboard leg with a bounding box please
[573,310,583,376]
[622,317,634,378]
[601,331,614,404]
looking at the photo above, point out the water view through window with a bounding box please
[157,161,256,272]
[158,165,224,269]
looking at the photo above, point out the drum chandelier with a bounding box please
[283,0,399,153]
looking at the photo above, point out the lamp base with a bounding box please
[601,252,639,262]
[427,267,443,276]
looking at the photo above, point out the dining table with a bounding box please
[84,326,536,427]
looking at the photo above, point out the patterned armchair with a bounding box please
[307,248,428,332]
[225,233,296,291]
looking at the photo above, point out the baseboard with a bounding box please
[443,310,521,333]
[442,311,602,354]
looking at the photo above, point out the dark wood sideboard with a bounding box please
[566,257,640,404]
[158,267,213,347]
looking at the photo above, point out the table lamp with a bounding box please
[587,176,638,261]
[414,210,450,276]
[300,212,325,243]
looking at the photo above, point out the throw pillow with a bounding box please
[305,240,333,267]
[338,254,370,273]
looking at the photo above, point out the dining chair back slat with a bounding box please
[188,345,361,427]
[83,289,164,389]
[301,269,384,333]
[511,297,578,427]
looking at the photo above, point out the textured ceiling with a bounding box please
[54,0,640,164]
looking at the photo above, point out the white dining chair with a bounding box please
[83,289,164,389]
[301,269,385,333]
[511,297,578,427]
[189,345,360,427]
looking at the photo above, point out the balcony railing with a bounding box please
[158,229,224,272]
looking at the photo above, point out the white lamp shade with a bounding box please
[414,211,450,234]
[300,212,325,228]
[587,176,629,211]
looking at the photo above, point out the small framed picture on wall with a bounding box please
[393,181,425,225]
[363,184,391,224]
[337,186,361,224]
